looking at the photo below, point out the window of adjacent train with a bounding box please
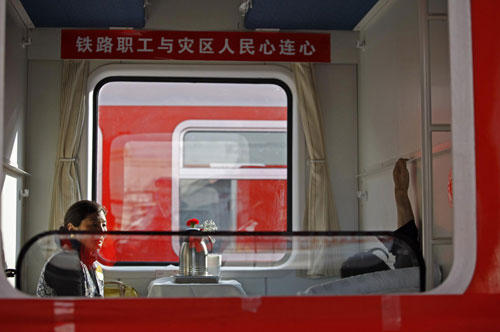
[94,80,290,263]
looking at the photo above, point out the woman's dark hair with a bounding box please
[59,200,107,231]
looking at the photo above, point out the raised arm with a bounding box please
[393,158,415,228]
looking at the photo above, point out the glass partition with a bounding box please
[17,231,424,298]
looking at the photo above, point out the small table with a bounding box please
[147,277,247,298]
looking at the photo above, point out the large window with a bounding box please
[94,78,291,263]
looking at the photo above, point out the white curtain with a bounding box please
[49,60,89,230]
[293,63,342,277]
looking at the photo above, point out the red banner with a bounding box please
[61,30,330,62]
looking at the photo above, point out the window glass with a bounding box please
[179,178,287,232]
[183,131,287,167]
[96,79,290,263]
[1,131,23,286]
[1,174,19,282]
[18,232,425,297]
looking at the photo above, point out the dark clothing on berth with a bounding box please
[36,243,103,298]
[340,220,420,278]
[384,220,420,269]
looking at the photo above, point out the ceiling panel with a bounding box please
[17,0,376,31]
[244,0,378,30]
[19,0,145,28]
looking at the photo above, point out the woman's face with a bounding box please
[68,211,107,252]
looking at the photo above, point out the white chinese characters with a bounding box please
[73,35,319,58]
[240,39,255,55]
[279,39,295,55]
[218,38,235,54]
[178,37,195,54]
[76,36,92,53]
[138,38,153,52]
[117,37,133,53]
[157,38,174,53]
[299,40,316,56]
[259,39,276,55]
[96,37,113,53]
[200,38,215,54]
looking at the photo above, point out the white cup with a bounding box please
[207,254,221,276]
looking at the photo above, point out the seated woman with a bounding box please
[36,200,107,297]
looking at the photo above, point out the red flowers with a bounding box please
[186,218,199,228]
[186,218,204,251]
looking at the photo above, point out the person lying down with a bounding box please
[302,159,426,295]
[340,158,420,278]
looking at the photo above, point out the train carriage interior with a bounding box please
[1,0,459,299]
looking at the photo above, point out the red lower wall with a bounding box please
[1,1,500,330]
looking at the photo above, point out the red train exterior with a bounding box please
[98,105,288,263]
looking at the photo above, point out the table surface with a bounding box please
[147,277,247,298]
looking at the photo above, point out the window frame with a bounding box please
[172,119,288,231]
[428,0,476,294]
[87,65,300,267]
[175,120,288,180]
[171,119,288,255]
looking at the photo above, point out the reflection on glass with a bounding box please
[179,179,287,233]
[18,232,424,298]
[183,131,287,167]
[98,81,289,253]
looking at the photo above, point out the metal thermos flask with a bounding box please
[179,228,208,276]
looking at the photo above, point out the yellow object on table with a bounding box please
[104,280,139,297]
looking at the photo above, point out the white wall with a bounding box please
[25,60,61,240]
[358,0,422,231]
[146,0,243,31]
[315,64,358,230]
[0,0,20,296]
[3,1,28,265]
[4,4,27,169]
[357,0,452,279]
[0,0,32,294]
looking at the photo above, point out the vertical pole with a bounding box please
[419,0,434,290]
